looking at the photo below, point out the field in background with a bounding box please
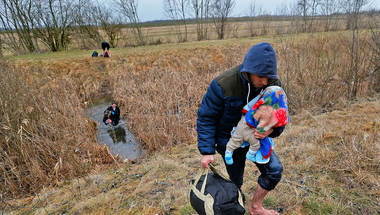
[3,14,376,55]
[2,29,380,214]
[71,17,353,50]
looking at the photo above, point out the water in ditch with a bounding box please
[85,98,144,160]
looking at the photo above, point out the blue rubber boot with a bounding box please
[225,150,234,165]
[255,149,270,164]
[246,149,257,162]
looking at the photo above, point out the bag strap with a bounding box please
[189,163,231,195]
[209,163,229,181]
[193,167,208,186]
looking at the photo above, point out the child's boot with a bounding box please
[255,149,270,164]
[246,149,257,162]
[225,150,234,165]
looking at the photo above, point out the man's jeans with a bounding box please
[217,146,283,191]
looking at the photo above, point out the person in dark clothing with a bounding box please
[197,42,285,215]
[101,41,111,57]
[103,101,120,126]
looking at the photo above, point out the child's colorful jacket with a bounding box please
[244,86,289,159]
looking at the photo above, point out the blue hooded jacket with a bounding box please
[197,42,284,155]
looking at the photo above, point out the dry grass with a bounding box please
[0,60,118,201]
[2,29,380,214]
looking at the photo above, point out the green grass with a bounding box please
[303,198,334,215]
[178,204,197,215]
[263,195,277,207]
[8,36,276,62]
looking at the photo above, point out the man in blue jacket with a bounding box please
[197,42,284,215]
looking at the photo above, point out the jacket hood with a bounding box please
[240,42,278,82]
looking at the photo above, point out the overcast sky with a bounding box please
[105,0,380,22]
[137,0,294,22]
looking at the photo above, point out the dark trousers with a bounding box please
[217,146,283,191]
[102,42,110,51]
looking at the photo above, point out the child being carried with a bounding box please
[225,86,289,165]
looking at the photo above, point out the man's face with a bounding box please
[248,73,268,88]
[112,104,116,108]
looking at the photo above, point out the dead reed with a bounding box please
[0,61,116,203]
[2,30,380,214]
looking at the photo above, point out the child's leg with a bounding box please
[246,146,258,162]
[225,118,247,165]
[245,126,260,162]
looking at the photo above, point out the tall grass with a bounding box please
[112,44,248,152]
[0,61,115,202]
[106,32,377,152]
[2,29,380,213]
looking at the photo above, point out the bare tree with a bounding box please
[308,0,321,32]
[319,0,341,31]
[32,0,75,52]
[289,0,303,33]
[191,0,212,40]
[297,0,311,32]
[111,0,145,46]
[163,0,189,42]
[245,1,263,37]
[341,0,370,98]
[96,5,124,48]
[73,0,104,48]
[210,0,235,39]
[0,0,37,54]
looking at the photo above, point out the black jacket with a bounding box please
[103,106,120,125]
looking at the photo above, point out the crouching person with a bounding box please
[103,101,120,126]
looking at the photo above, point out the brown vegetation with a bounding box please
[1,28,380,214]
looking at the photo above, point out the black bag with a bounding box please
[92,51,98,57]
[189,164,245,215]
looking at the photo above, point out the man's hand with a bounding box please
[201,155,215,168]
[254,128,273,139]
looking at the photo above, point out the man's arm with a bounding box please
[268,126,284,138]
[197,79,225,158]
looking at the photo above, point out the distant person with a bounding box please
[103,101,120,126]
[102,41,111,57]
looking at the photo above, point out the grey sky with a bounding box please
[137,0,294,22]
[107,0,380,22]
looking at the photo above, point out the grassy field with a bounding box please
[1,14,358,56]
[2,30,380,214]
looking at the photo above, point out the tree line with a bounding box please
[0,0,378,55]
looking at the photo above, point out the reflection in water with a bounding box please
[107,126,127,144]
[86,98,144,160]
